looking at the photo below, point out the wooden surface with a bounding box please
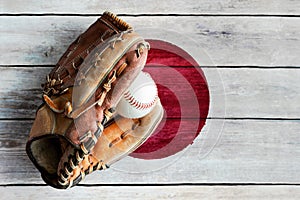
[1,16,299,66]
[1,0,300,199]
[1,186,300,200]
[1,0,300,15]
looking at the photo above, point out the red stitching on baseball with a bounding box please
[123,87,158,110]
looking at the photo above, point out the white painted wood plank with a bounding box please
[1,119,299,184]
[0,16,299,66]
[0,67,300,119]
[1,186,300,200]
[1,0,300,15]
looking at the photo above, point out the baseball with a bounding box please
[116,71,158,118]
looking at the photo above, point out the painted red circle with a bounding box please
[131,40,210,159]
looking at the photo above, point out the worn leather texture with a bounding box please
[58,101,164,185]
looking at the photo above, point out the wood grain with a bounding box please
[0,16,299,66]
[1,0,299,197]
[1,185,300,200]
[1,0,300,15]
[1,67,300,119]
[1,119,299,184]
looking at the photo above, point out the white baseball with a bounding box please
[116,71,158,118]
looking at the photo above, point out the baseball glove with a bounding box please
[26,11,163,189]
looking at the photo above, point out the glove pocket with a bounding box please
[26,104,74,187]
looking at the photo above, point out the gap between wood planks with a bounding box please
[1,183,300,187]
[0,117,300,121]
[2,65,300,69]
[0,13,300,17]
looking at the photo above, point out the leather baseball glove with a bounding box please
[26,11,163,189]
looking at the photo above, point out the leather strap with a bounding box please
[43,12,132,96]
